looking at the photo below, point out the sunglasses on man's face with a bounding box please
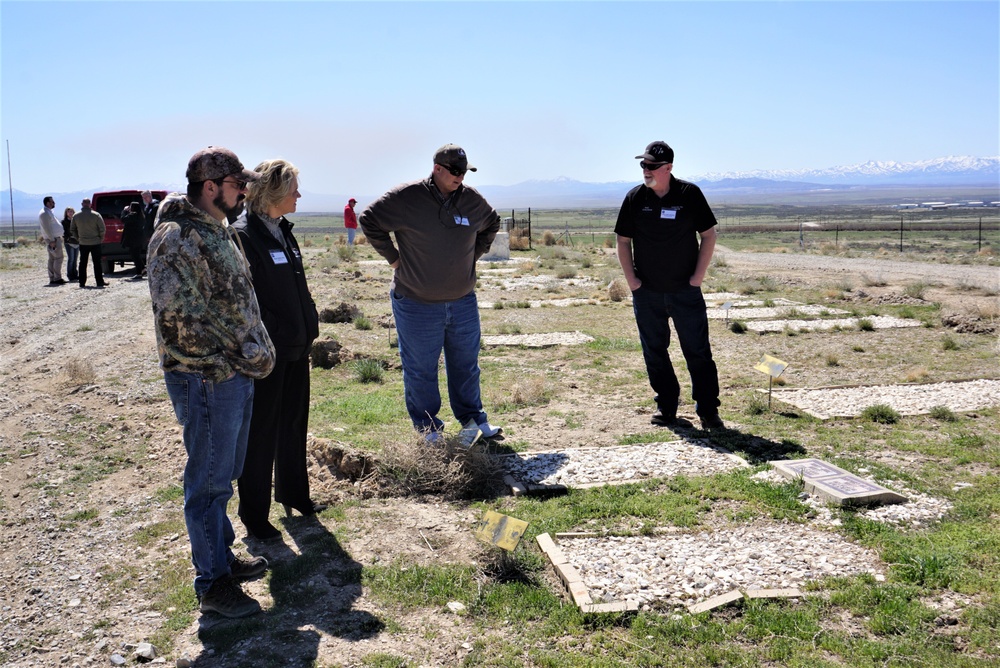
[439,164,467,177]
[640,162,668,172]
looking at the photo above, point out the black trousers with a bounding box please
[128,244,146,274]
[78,244,104,286]
[237,355,312,526]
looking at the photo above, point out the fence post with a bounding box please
[899,216,903,253]
[979,217,983,253]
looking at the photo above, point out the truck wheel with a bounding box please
[102,258,115,275]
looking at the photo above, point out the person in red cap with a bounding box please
[344,197,358,245]
[615,141,723,430]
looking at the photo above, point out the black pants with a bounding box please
[78,244,104,287]
[237,355,312,527]
[128,244,146,274]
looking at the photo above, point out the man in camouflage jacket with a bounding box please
[147,146,276,618]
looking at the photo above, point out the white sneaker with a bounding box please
[458,421,482,448]
[477,422,503,438]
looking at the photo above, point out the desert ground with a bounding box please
[1,236,997,667]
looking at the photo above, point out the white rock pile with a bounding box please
[746,315,921,333]
[481,331,595,347]
[560,522,884,609]
[499,440,747,487]
[771,379,1000,418]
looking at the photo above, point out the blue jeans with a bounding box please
[631,284,720,415]
[64,242,79,280]
[346,227,356,245]
[391,289,487,432]
[164,371,254,596]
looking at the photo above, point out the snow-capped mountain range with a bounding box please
[696,156,999,185]
[3,157,998,216]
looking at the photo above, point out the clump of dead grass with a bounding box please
[64,358,96,385]
[608,277,629,302]
[374,434,507,499]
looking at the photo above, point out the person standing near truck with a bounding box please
[147,146,275,618]
[38,196,65,285]
[71,198,107,288]
[61,206,79,283]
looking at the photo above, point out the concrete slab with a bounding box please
[687,590,744,614]
[581,601,639,614]
[744,588,804,600]
[770,458,908,507]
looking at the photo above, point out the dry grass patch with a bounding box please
[374,434,507,498]
[64,358,96,385]
[608,277,629,302]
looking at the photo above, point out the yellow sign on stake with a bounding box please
[754,354,789,378]
[474,510,529,551]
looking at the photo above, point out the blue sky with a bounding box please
[2,0,997,197]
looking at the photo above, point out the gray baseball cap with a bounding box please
[186,146,261,183]
[433,144,477,172]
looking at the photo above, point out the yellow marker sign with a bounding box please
[474,510,529,551]
[754,354,789,378]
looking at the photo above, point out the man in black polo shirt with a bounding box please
[615,141,723,429]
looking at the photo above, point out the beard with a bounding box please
[643,175,659,188]
[213,192,245,219]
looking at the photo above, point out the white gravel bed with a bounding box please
[746,315,921,333]
[491,275,600,291]
[770,378,1000,418]
[708,304,849,320]
[499,440,748,488]
[703,294,802,307]
[481,331,595,347]
[560,523,884,609]
[479,298,595,309]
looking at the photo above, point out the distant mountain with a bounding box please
[2,157,997,218]
[698,156,1000,186]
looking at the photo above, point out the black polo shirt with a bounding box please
[614,175,717,293]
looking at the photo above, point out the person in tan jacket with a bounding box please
[70,199,107,288]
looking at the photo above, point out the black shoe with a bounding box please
[650,409,677,427]
[699,413,725,430]
[198,576,261,618]
[229,555,269,580]
[243,520,282,543]
[283,500,328,517]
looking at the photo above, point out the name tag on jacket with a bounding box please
[269,249,288,264]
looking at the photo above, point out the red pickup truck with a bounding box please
[91,189,168,274]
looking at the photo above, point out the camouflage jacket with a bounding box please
[147,194,275,383]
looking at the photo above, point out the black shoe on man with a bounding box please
[650,409,677,427]
[229,555,268,580]
[699,412,725,430]
[198,575,261,618]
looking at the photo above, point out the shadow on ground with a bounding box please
[188,515,383,667]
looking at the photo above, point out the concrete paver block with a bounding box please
[769,457,908,507]
[744,587,804,600]
[687,590,744,614]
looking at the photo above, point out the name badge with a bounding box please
[269,249,288,264]
[661,208,677,220]
[454,215,470,226]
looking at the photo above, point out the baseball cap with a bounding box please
[434,144,477,172]
[186,146,261,183]
[348,198,357,204]
[635,141,674,164]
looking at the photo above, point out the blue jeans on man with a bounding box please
[631,284,720,418]
[346,227,356,246]
[164,371,254,596]
[390,289,488,433]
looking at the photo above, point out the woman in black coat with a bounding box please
[121,201,146,278]
[234,159,322,542]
